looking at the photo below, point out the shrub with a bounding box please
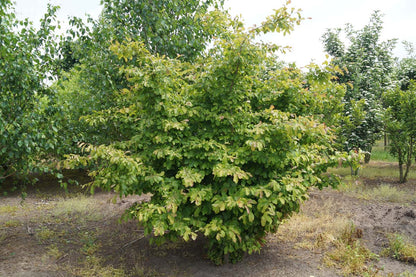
[66,4,342,264]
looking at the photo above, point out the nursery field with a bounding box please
[1,160,416,277]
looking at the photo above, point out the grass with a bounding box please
[330,140,416,180]
[35,226,56,244]
[364,184,414,202]
[276,199,351,251]
[323,224,379,276]
[53,195,100,215]
[0,205,19,215]
[63,255,127,277]
[3,219,21,227]
[338,181,416,204]
[371,140,397,163]
[382,233,416,264]
[330,163,416,180]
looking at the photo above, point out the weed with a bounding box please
[324,224,379,276]
[130,264,161,277]
[382,233,416,264]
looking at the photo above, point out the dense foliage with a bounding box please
[53,0,227,156]
[101,0,224,61]
[384,84,416,183]
[383,51,416,183]
[322,11,396,163]
[65,6,343,264]
[0,1,60,185]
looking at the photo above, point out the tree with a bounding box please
[0,1,60,185]
[322,11,396,163]
[383,48,416,183]
[100,0,224,61]
[383,83,416,183]
[66,5,342,264]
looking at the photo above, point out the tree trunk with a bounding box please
[399,162,404,183]
[403,138,414,183]
[364,152,371,164]
[398,148,404,183]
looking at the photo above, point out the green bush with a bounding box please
[66,5,342,264]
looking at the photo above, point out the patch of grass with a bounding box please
[3,219,21,227]
[363,184,413,203]
[371,141,396,162]
[330,159,416,180]
[390,272,416,277]
[324,224,379,276]
[64,255,126,277]
[338,181,416,204]
[276,200,351,250]
[382,233,416,264]
[53,195,95,215]
[46,244,64,260]
[51,195,105,223]
[362,165,416,180]
[35,226,56,244]
[0,205,18,215]
[0,230,7,242]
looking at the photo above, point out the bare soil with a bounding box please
[1,175,416,277]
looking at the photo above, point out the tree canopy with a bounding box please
[0,1,60,185]
[322,11,396,163]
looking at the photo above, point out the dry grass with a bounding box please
[276,199,351,251]
[276,198,382,276]
[338,180,416,204]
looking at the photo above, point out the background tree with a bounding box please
[383,47,416,183]
[322,11,396,163]
[65,5,343,264]
[0,1,60,185]
[383,82,416,183]
[100,0,224,61]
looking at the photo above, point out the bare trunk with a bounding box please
[398,148,405,183]
[403,138,414,183]
[399,162,404,183]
